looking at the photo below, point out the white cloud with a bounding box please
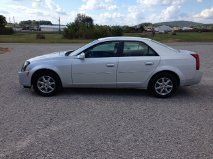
[31,0,67,15]
[93,4,145,25]
[32,0,42,8]
[121,0,184,25]
[197,0,203,3]
[95,12,123,25]
[79,0,120,25]
[3,0,74,24]
[137,0,184,6]
[99,12,122,19]
[125,5,145,25]
[80,0,117,11]
[0,10,10,14]
[1,0,212,25]
[95,0,184,25]
[159,5,182,21]
[194,7,213,19]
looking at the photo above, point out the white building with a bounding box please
[155,25,172,33]
[40,25,66,32]
[173,27,181,31]
[182,27,193,31]
[144,26,154,32]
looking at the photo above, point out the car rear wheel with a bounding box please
[149,73,178,98]
[33,72,61,96]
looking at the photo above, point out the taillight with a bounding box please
[191,54,200,70]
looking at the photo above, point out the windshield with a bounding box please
[68,40,99,56]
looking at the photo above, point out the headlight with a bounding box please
[21,61,30,72]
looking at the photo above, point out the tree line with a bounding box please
[19,20,52,27]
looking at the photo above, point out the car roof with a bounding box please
[98,36,151,42]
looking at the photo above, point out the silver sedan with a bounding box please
[18,37,203,98]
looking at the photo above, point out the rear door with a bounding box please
[117,41,160,87]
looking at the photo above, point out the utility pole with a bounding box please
[58,17,61,33]
[13,16,15,27]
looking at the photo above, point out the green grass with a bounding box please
[0,32,213,43]
[124,32,213,42]
[0,33,91,43]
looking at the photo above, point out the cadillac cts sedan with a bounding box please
[18,37,202,98]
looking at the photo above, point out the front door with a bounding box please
[72,41,120,87]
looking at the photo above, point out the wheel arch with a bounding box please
[31,68,62,87]
[148,70,180,89]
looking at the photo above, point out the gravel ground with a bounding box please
[0,43,213,159]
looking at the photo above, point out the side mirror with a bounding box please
[77,52,85,60]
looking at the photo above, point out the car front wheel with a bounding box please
[33,72,61,96]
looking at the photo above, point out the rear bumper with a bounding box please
[18,71,31,87]
[181,70,203,86]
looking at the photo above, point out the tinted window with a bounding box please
[122,41,158,56]
[85,41,119,58]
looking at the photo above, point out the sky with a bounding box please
[0,0,212,25]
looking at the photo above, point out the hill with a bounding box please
[154,21,203,27]
[136,21,213,29]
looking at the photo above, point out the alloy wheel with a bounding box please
[154,77,173,96]
[37,76,56,94]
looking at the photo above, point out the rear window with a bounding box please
[122,41,158,57]
[151,40,179,53]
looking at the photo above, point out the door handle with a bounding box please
[145,62,154,65]
[106,64,115,67]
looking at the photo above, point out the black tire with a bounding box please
[32,71,61,97]
[148,73,179,98]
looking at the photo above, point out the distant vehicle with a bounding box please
[18,37,202,98]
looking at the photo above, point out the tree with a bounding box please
[19,20,52,27]
[74,14,93,27]
[19,20,33,27]
[122,26,136,33]
[0,15,13,35]
[0,15,7,28]
[39,20,52,25]
[63,14,123,39]
[135,24,145,32]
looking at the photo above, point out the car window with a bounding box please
[122,41,157,56]
[85,41,119,58]
[148,47,158,56]
[151,39,178,53]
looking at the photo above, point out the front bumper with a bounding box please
[18,71,31,87]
